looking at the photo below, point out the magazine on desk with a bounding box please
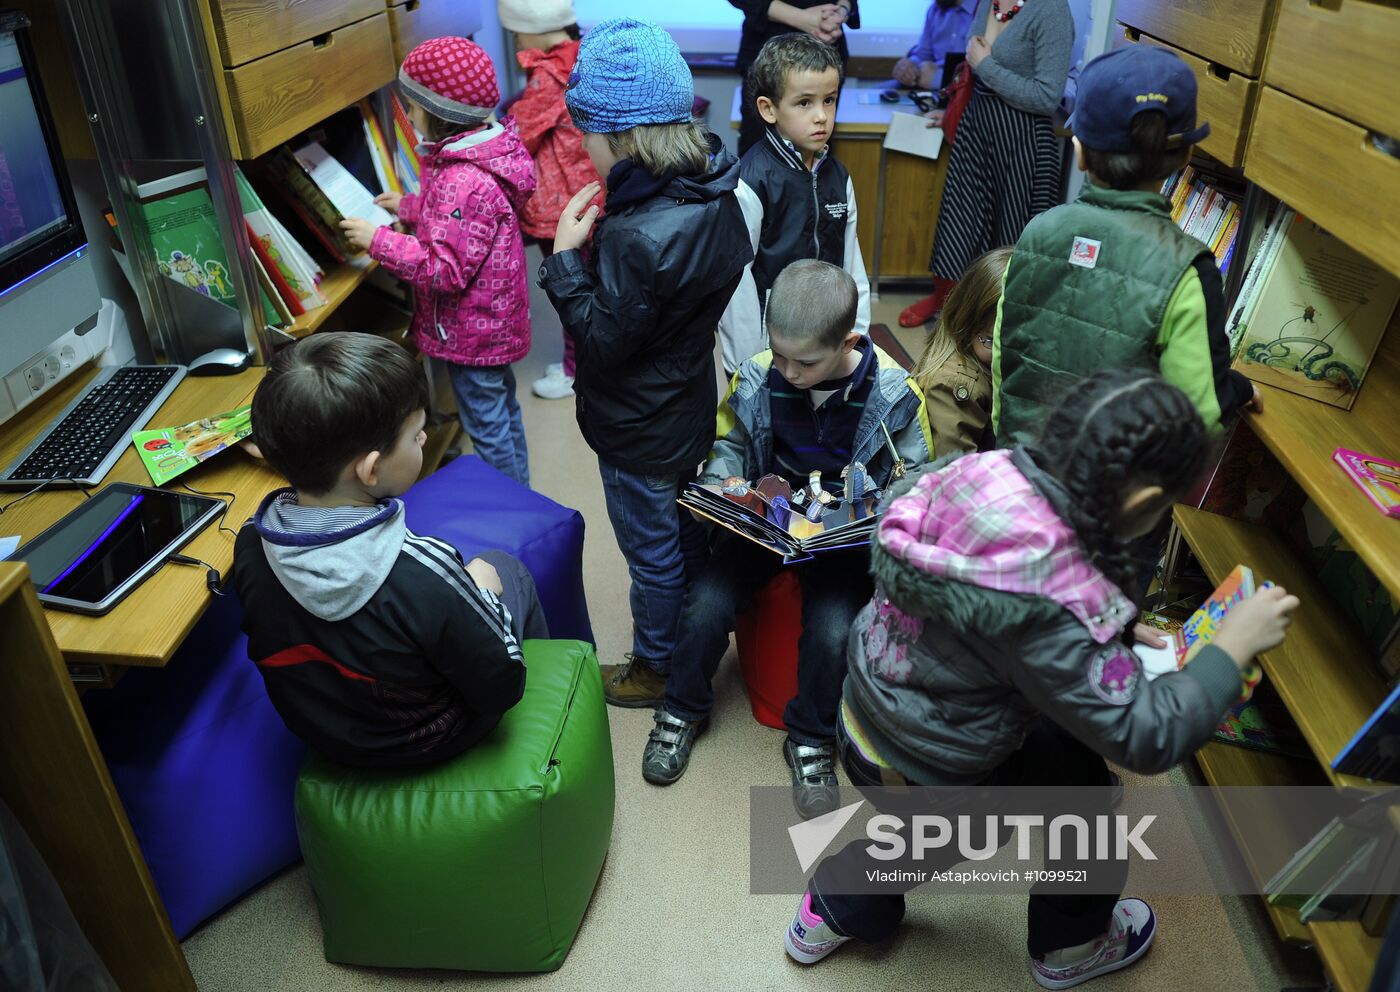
[679,474,882,563]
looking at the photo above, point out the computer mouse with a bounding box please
[880,89,902,104]
[187,347,252,376]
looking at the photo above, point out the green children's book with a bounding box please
[131,406,253,486]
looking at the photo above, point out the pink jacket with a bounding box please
[513,40,601,239]
[370,118,537,367]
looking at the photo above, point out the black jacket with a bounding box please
[234,493,525,769]
[539,137,753,474]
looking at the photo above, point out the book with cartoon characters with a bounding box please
[1232,213,1400,410]
[1334,448,1400,519]
[131,406,253,486]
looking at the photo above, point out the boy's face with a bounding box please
[769,330,859,391]
[580,130,620,180]
[758,67,841,161]
[370,409,428,498]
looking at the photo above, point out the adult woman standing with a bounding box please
[899,0,1073,328]
[729,1,859,155]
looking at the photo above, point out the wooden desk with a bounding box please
[729,81,949,286]
[0,365,282,668]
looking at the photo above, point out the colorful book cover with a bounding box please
[1214,692,1310,758]
[1233,214,1400,409]
[1334,448,1400,519]
[131,406,253,486]
[1174,565,1265,699]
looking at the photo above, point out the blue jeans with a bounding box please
[449,364,529,487]
[664,536,869,745]
[596,459,708,670]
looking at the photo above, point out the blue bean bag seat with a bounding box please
[294,639,614,972]
[400,455,593,644]
[82,590,306,939]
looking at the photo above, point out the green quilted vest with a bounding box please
[993,184,1212,445]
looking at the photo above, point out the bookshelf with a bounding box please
[283,257,379,340]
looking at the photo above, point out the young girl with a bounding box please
[497,0,599,401]
[912,245,1010,454]
[539,18,753,707]
[784,371,1300,988]
[340,37,537,486]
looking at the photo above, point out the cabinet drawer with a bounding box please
[205,0,383,68]
[1266,0,1400,140]
[222,12,395,159]
[1116,0,1275,76]
[1246,86,1400,279]
[388,0,483,65]
[1120,26,1258,168]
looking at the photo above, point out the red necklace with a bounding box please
[992,0,1025,21]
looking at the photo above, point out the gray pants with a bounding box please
[474,549,550,642]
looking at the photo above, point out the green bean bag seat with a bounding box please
[294,639,614,972]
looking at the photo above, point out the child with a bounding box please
[497,0,597,401]
[643,260,932,819]
[539,18,754,708]
[783,370,1299,987]
[340,37,537,486]
[234,333,549,768]
[912,245,1010,455]
[992,45,1259,447]
[717,32,871,375]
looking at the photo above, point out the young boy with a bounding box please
[992,45,1259,447]
[717,32,871,375]
[642,260,932,818]
[234,333,548,768]
[540,18,753,708]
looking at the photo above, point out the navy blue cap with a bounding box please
[1068,46,1210,153]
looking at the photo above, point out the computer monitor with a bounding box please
[0,10,101,421]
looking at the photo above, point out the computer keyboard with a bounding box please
[1,364,187,488]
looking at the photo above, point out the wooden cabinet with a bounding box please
[387,0,483,65]
[206,0,382,68]
[1115,0,1277,76]
[1119,26,1259,169]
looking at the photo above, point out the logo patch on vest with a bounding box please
[1088,647,1139,706]
[1069,236,1102,269]
[824,201,847,220]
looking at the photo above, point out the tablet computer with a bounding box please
[12,482,224,614]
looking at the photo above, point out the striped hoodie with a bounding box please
[233,490,524,768]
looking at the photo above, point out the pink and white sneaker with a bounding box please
[783,893,851,965]
[1031,898,1157,989]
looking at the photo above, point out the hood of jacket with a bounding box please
[605,132,741,214]
[422,117,536,213]
[871,448,1135,643]
[251,489,406,622]
[516,38,579,85]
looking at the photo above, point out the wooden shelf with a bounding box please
[1173,506,1388,787]
[1245,320,1400,599]
[282,256,377,339]
[1309,920,1382,992]
[1195,742,1326,943]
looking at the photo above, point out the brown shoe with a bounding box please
[600,656,667,709]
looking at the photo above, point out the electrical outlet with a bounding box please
[24,365,45,392]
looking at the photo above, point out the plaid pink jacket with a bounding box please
[877,449,1135,644]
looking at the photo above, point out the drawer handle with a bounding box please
[311,31,333,49]
[1122,25,1141,42]
[1205,62,1232,83]
[1307,0,1342,11]
[1370,132,1400,163]
[405,0,420,10]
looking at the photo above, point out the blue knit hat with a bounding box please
[565,18,693,134]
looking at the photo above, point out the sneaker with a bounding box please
[642,710,707,784]
[784,892,851,965]
[1031,898,1157,989]
[600,656,666,709]
[532,363,574,399]
[783,738,839,820]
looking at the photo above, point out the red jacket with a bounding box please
[513,40,601,239]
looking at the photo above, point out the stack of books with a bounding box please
[1161,165,1243,273]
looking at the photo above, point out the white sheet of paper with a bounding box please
[0,535,19,560]
[292,141,393,227]
[882,111,944,160]
[1135,641,1180,682]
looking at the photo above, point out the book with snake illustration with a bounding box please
[1233,214,1399,410]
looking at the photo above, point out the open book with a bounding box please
[678,475,881,563]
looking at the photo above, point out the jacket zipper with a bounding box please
[811,168,821,257]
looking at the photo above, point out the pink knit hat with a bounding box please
[399,37,500,126]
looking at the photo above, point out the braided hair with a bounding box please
[1026,370,1210,599]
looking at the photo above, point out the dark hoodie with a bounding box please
[538,134,754,474]
[233,491,526,768]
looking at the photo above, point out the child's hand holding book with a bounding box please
[1211,585,1300,674]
